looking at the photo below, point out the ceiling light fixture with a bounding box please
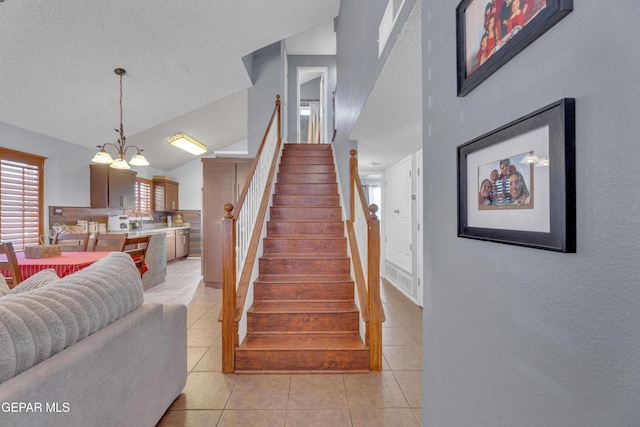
[167,132,208,156]
[91,68,149,169]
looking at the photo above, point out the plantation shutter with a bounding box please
[0,148,46,251]
[136,177,152,214]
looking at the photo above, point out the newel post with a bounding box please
[349,149,357,222]
[367,204,383,371]
[221,203,236,374]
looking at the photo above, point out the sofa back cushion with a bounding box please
[0,252,143,384]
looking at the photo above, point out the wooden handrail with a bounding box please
[220,95,281,373]
[348,149,384,371]
[345,220,370,322]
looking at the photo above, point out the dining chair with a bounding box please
[0,241,23,288]
[92,233,128,252]
[123,235,152,277]
[53,232,90,252]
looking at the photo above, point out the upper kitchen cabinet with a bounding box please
[153,176,179,212]
[90,165,137,209]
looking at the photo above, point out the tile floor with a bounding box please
[148,259,423,427]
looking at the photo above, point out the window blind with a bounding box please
[136,177,152,214]
[0,148,46,251]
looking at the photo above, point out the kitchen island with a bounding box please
[105,225,190,290]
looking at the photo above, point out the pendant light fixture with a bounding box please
[91,68,149,169]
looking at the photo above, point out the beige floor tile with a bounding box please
[217,409,286,427]
[156,409,223,427]
[187,327,221,347]
[406,327,423,345]
[350,408,420,427]
[190,313,221,329]
[192,345,222,372]
[382,345,422,371]
[285,409,352,427]
[412,408,422,425]
[393,371,422,408]
[287,374,348,409]
[169,372,237,410]
[226,375,291,410]
[382,328,419,345]
[343,372,409,408]
[186,346,209,371]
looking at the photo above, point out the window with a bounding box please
[135,177,152,214]
[0,148,46,251]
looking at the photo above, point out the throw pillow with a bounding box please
[0,275,9,297]
[10,268,60,294]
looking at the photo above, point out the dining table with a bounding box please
[0,251,112,281]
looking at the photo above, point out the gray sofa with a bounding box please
[0,252,187,427]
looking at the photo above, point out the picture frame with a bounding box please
[457,98,575,252]
[456,0,573,97]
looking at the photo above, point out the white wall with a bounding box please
[421,1,640,426]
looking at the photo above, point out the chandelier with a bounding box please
[91,68,149,169]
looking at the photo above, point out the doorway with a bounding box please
[297,67,327,144]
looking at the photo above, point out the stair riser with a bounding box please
[278,164,335,174]
[275,183,338,194]
[247,312,360,333]
[235,349,369,372]
[272,194,340,206]
[276,173,336,184]
[254,282,354,300]
[263,238,347,254]
[259,258,350,274]
[267,221,343,236]
[270,207,342,220]
[283,144,332,151]
[282,150,332,157]
[280,157,334,165]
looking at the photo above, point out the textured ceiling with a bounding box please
[0,0,339,170]
[349,1,422,174]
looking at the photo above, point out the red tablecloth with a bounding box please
[0,251,112,280]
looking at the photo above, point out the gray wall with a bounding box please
[334,0,417,196]
[286,55,337,143]
[422,1,640,426]
[246,41,285,157]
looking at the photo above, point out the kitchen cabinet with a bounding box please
[165,230,176,261]
[202,157,252,286]
[90,165,137,209]
[153,177,179,212]
[176,229,190,259]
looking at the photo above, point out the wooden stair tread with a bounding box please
[256,274,353,283]
[260,253,349,259]
[264,236,345,241]
[251,300,358,312]
[239,332,367,350]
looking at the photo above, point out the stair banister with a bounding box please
[348,149,384,371]
[221,95,282,373]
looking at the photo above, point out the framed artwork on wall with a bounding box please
[456,0,573,97]
[457,98,576,252]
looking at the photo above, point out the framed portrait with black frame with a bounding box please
[456,0,573,97]
[457,98,576,252]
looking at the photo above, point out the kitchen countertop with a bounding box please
[103,225,190,236]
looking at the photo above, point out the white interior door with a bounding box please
[385,155,412,273]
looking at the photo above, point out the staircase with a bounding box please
[234,143,369,373]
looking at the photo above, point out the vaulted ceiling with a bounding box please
[0,0,340,170]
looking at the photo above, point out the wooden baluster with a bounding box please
[221,202,236,374]
[367,203,383,371]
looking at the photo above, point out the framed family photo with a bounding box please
[456,0,573,97]
[457,98,576,252]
